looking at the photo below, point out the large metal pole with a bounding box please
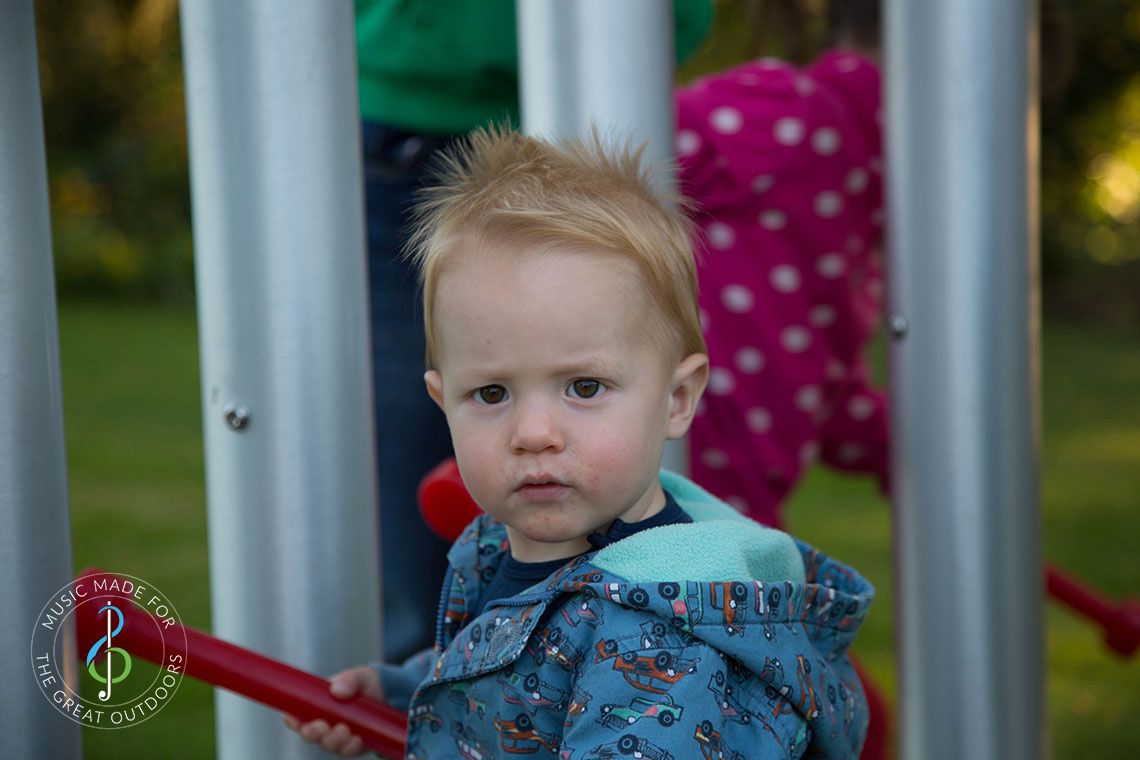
[0,2,83,758]
[179,3,381,758]
[885,0,1044,758]
[516,0,687,472]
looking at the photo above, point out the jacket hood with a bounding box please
[582,470,872,657]
[541,471,872,755]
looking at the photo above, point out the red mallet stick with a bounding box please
[1046,567,1140,657]
[75,569,407,758]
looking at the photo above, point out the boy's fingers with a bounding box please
[338,735,365,757]
[282,715,299,731]
[329,673,357,699]
[299,719,330,743]
[330,666,376,699]
[320,723,352,753]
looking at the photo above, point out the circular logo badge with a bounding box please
[30,572,189,728]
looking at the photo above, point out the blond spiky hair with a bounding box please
[406,126,706,370]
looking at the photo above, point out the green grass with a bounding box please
[60,302,213,759]
[57,301,1139,758]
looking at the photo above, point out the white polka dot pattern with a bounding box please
[795,385,822,413]
[675,129,701,157]
[710,106,744,134]
[708,367,736,395]
[759,210,787,230]
[800,441,820,464]
[769,265,801,293]
[816,253,846,279]
[845,167,869,194]
[809,305,837,327]
[847,395,875,420]
[707,222,736,250]
[750,174,775,194]
[720,285,755,313]
[811,128,841,156]
[746,407,773,434]
[725,496,749,514]
[814,191,843,218]
[780,326,812,353]
[773,117,805,146]
[734,347,765,374]
[700,448,730,469]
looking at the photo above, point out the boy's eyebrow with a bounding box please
[456,355,624,379]
[546,357,622,377]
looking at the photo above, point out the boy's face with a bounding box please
[425,243,708,562]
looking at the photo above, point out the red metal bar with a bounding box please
[75,569,407,758]
[1046,566,1140,657]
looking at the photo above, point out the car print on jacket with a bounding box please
[565,686,593,725]
[493,712,561,754]
[692,720,745,760]
[408,703,442,733]
[587,733,675,760]
[561,595,603,628]
[708,582,751,636]
[529,625,586,672]
[500,670,568,711]
[451,721,493,760]
[594,639,700,694]
[705,670,753,724]
[613,650,700,695]
[449,681,487,719]
[597,693,683,730]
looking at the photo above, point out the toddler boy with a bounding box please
[287,127,873,758]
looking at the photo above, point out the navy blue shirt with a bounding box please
[476,490,691,613]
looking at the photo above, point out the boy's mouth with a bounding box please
[515,476,570,502]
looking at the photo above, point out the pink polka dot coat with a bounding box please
[676,51,889,529]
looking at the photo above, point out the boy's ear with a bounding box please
[424,370,445,411]
[667,353,709,440]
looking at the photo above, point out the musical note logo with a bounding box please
[85,602,132,701]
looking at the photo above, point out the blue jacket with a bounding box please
[378,471,874,759]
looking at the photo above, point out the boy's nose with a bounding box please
[510,401,564,454]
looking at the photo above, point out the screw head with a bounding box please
[887,312,909,340]
[223,403,250,431]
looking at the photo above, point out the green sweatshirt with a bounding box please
[355,0,713,134]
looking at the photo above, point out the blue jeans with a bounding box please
[363,122,456,661]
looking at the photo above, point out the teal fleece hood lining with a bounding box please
[590,470,807,585]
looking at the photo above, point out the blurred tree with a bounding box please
[37,0,192,300]
[32,0,1140,324]
[1040,0,1140,326]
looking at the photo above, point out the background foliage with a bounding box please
[36,0,1140,324]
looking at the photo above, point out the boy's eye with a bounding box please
[475,385,507,404]
[568,379,604,399]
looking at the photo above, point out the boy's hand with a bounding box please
[283,666,382,757]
